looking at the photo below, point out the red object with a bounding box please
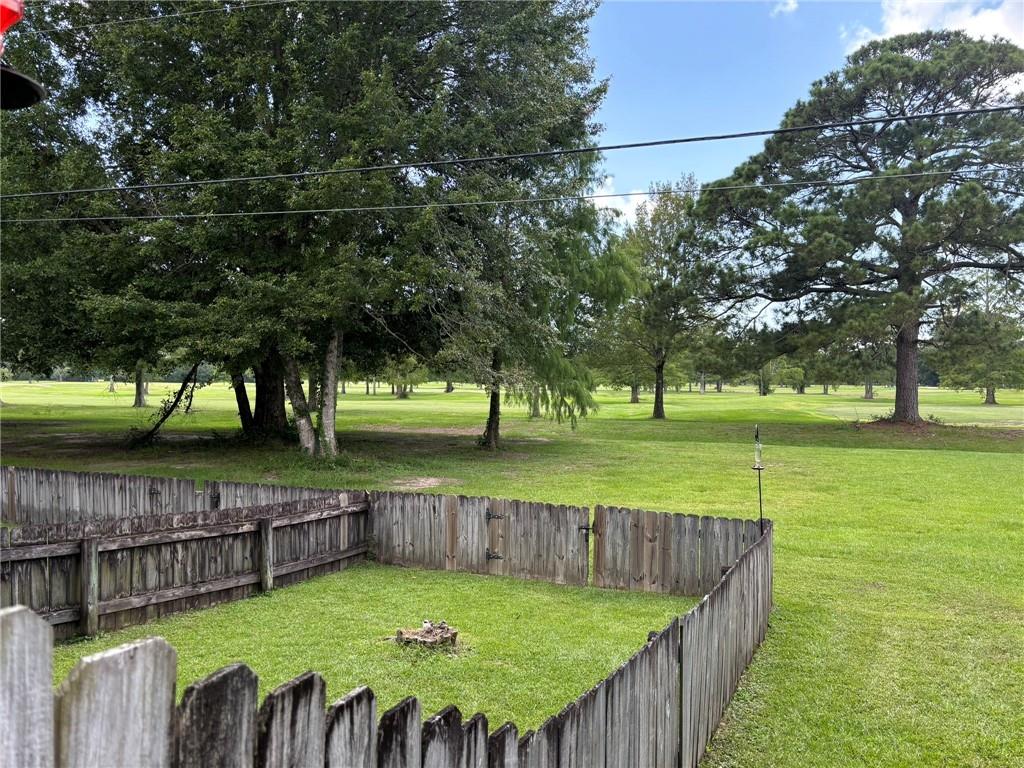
[0,0,25,34]
[0,0,24,55]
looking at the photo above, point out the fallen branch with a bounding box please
[127,362,200,448]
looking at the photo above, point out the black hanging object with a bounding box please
[1,62,44,110]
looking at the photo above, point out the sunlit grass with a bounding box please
[3,381,1023,766]
[52,562,689,731]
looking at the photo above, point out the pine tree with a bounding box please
[701,32,1024,423]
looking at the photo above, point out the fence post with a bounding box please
[80,537,99,636]
[260,518,274,592]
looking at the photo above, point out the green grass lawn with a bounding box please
[2,381,1022,767]
[51,562,688,731]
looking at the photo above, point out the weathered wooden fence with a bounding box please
[679,522,772,767]
[0,521,772,767]
[0,466,334,525]
[1,467,773,647]
[1,493,369,639]
[592,506,764,595]
[370,492,590,586]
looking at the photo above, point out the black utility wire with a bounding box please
[28,1,292,36]
[4,168,1014,224]
[2,105,1019,201]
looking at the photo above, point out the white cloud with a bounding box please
[770,0,799,18]
[842,0,1024,53]
[594,176,649,226]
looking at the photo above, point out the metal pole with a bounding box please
[757,465,764,535]
[753,424,764,535]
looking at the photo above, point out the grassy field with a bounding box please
[1,381,1022,767]
[51,562,688,731]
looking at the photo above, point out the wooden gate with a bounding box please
[371,493,589,586]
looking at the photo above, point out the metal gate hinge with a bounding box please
[486,510,505,521]
[486,548,504,560]
[578,525,593,533]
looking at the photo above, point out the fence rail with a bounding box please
[1,493,369,639]
[0,522,771,767]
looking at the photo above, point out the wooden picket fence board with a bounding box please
[257,672,326,768]
[378,697,421,768]
[0,606,54,768]
[1,524,771,767]
[370,492,589,586]
[177,663,258,768]
[326,686,377,768]
[55,636,177,767]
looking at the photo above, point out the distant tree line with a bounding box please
[2,8,1021,453]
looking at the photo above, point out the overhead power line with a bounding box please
[29,1,292,36]
[1,105,1019,201]
[3,168,1015,224]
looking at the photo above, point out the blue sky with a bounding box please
[587,0,1023,217]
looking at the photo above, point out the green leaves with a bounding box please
[699,31,1024,421]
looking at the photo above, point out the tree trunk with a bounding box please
[822,383,829,395]
[715,379,723,393]
[796,383,805,395]
[341,381,346,395]
[699,371,706,395]
[319,330,340,458]
[653,359,666,419]
[108,375,116,393]
[893,319,921,423]
[480,350,502,449]
[307,371,321,414]
[863,379,874,400]
[396,383,409,399]
[143,380,149,395]
[365,380,370,395]
[232,372,255,435]
[282,357,318,455]
[445,380,454,393]
[253,350,289,435]
[629,382,640,404]
[372,380,377,395]
[530,387,541,418]
[132,363,146,408]
[391,383,396,395]
[984,385,997,405]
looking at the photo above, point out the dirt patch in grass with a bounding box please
[364,425,480,437]
[391,476,459,490]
